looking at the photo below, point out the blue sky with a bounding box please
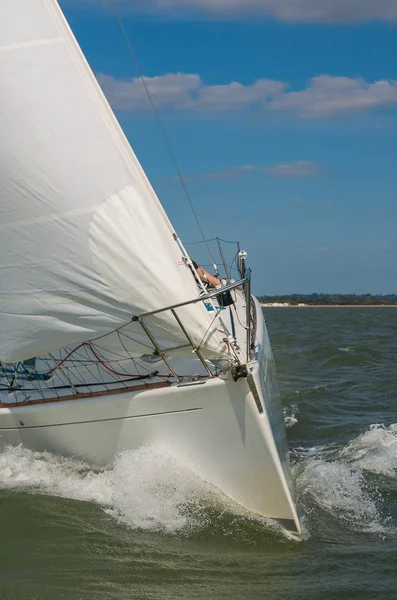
[62,1,396,294]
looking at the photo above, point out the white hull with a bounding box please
[0,301,300,533]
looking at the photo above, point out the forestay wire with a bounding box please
[108,0,218,270]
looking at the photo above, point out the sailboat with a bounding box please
[0,0,300,534]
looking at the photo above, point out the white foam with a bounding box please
[0,444,302,539]
[0,444,221,534]
[284,404,298,428]
[340,423,397,477]
[296,458,385,532]
[104,446,215,532]
[292,444,332,460]
[0,445,112,503]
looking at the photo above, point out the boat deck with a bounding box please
[0,287,252,407]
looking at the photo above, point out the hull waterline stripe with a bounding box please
[0,407,202,431]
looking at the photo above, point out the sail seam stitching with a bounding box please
[0,37,62,52]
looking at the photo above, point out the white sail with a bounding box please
[0,0,226,363]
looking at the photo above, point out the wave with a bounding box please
[0,444,218,534]
[339,423,397,477]
[0,444,294,540]
[295,459,386,534]
[1,421,395,540]
[293,422,397,535]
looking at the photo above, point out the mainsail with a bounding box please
[0,0,226,363]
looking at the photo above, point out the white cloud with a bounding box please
[80,0,397,23]
[97,72,201,111]
[98,72,397,118]
[266,76,397,118]
[97,73,285,111]
[188,79,286,111]
[263,161,319,177]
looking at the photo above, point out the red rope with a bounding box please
[46,342,212,382]
[47,343,86,374]
[47,342,151,379]
[86,342,153,379]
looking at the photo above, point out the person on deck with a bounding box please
[191,260,220,288]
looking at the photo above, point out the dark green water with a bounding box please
[1,308,396,600]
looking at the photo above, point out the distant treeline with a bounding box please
[258,294,397,306]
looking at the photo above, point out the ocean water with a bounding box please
[1,308,396,600]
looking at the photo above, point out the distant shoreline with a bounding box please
[260,304,397,308]
[258,294,397,307]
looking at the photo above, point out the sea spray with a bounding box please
[0,444,299,540]
[292,422,397,534]
[284,404,299,428]
[104,446,213,532]
[339,423,397,477]
[0,444,112,504]
[295,459,384,533]
[1,421,395,539]
[0,444,219,534]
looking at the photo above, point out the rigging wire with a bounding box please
[108,0,218,270]
[185,237,239,246]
